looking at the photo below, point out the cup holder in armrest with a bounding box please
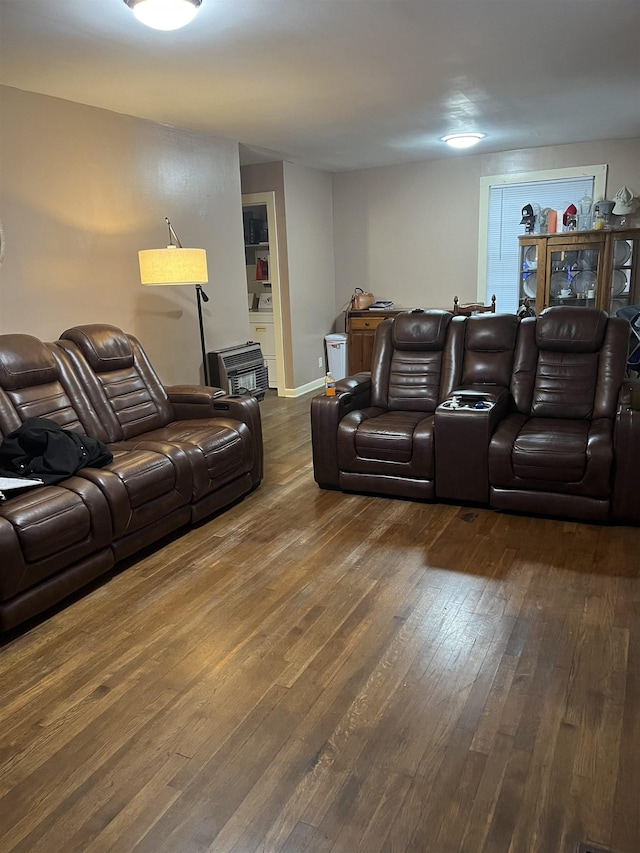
[440,390,494,411]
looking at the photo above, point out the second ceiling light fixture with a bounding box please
[124,0,202,31]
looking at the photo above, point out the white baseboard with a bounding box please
[281,376,325,398]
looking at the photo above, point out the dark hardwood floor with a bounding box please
[1,389,639,853]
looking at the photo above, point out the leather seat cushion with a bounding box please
[0,484,105,568]
[512,418,589,482]
[107,448,188,508]
[489,414,614,498]
[131,419,255,498]
[78,445,192,539]
[337,408,434,478]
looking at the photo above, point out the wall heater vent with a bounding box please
[207,342,268,401]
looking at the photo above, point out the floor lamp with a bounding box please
[138,218,210,385]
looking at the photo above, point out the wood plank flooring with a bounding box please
[1,389,639,853]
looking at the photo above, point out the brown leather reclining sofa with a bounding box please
[312,306,639,526]
[0,323,263,632]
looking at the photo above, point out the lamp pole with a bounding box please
[196,283,210,385]
[166,217,209,383]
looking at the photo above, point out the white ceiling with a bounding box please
[1,0,639,172]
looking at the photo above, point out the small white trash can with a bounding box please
[325,333,348,380]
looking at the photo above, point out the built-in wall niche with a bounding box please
[242,193,283,391]
[243,203,271,309]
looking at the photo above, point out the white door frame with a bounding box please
[242,191,286,395]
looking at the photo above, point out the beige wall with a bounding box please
[282,161,335,387]
[0,86,249,386]
[331,137,640,315]
[3,83,639,393]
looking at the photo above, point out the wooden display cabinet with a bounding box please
[346,309,402,373]
[518,228,640,315]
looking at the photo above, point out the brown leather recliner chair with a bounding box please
[55,324,263,523]
[488,307,628,522]
[312,310,463,499]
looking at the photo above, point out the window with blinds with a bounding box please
[485,176,597,313]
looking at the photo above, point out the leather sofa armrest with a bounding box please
[335,373,372,409]
[166,386,263,488]
[0,516,27,601]
[615,379,639,410]
[612,380,640,523]
[311,375,372,488]
[166,385,227,417]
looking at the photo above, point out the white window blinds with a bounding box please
[486,176,594,313]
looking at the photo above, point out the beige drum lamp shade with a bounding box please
[138,218,211,384]
[138,246,208,285]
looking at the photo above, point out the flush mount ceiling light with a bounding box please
[124,0,202,31]
[441,133,486,149]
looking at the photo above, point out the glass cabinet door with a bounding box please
[548,244,601,307]
[519,242,539,311]
[610,238,633,316]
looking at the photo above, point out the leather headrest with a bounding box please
[536,307,608,353]
[466,314,519,351]
[0,334,58,390]
[392,311,452,351]
[60,324,134,372]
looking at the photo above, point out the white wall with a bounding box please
[0,86,249,386]
[282,162,335,387]
[332,138,640,316]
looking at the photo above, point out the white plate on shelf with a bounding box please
[524,246,537,265]
[614,240,631,268]
[522,273,536,298]
[611,269,627,296]
[550,271,571,297]
[572,270,597,293]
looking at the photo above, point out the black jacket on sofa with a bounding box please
[0,416,112,485]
